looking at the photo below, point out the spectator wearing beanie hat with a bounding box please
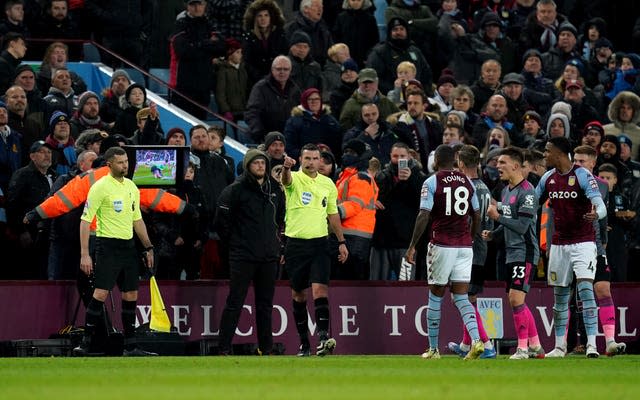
[165,127,187,146]
[522,110,545,148]
[617,134,640,178]
[597,134,635,200]
[12,64,48,115]
[541,21,584,81]
[45,111,77,176]
[581,120,604,150]
[288,30,323,94]
[70,91,110,138]
[283,0,333,66]
[329,58,359,118]
[100,69,131,123]
[521,48,557,102]
[284,87,341,160]
[113,83,149,138]
[430,69,457,113]
[474,12,516,74]
[367,17,433,94]
[216,38,249,123]
[237,130,287,176]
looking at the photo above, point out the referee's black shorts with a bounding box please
[94,237,140,292]
[284,236,330,292]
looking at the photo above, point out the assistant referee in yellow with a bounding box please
[73,147,156,357]
[282,143,349,357]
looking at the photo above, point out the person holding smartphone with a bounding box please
[370,142,426,280]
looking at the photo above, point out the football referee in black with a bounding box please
[73,147,156,356]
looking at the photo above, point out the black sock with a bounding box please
[85,298,104,338]
[314,297,330,338]
[121,300,137,350]
[292,300,309,346]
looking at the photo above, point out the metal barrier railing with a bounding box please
[25,37,248,136]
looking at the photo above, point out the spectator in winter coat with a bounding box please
[245,55,301,143]
[332,0,378,68]
[171,0,225,120]
[329,58,359,120]
[0,32,26,94]
[366,17,433,95]
[284,0,333,66]
[99,69,131,124]
[371,141,426,280]
[604,91,640,160]
[216,38,249,123]
[113,83,149,138]
[284,87,341,159]
[241,0,289,86]
[288,30,323,94]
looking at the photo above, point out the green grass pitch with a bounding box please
[132,164,176,186]
[1,355,638,400]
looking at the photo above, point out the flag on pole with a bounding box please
[150,276,171,332]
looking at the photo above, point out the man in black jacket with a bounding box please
[215,148,286,355]
[0,32,26,94]
[370,142,426,280]
[170,0,225,120]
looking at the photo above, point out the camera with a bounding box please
[398,159,408,170]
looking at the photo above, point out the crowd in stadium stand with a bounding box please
[0,0,640,284]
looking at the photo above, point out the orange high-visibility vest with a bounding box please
[35,166,186,230]
[336,167,378,238]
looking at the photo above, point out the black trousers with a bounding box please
[218,260,277,353]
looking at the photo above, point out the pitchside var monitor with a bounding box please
[123,145,190,188]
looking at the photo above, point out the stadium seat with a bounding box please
[148,68,170,98]
[123,68,146,87]
[82,43,101,62]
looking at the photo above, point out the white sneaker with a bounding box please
[605,341,626,357]
[509,348,530,360]
[464,340,484,360]
[586,344,599,358]
[545,347,566,358]
[421,348,441,359]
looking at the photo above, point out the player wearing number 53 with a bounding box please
[481,147,543,359]
[405,145,483,360]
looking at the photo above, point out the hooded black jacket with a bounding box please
[214,166,285,263]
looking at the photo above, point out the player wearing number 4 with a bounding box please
[535,137,607,358]
[406,145,484,360]
[482,147,544,360]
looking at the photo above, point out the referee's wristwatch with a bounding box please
[337,240,347,246]
[143,246,154,253]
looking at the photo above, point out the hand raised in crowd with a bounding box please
[364,122,379,137]
[149,102,159,119]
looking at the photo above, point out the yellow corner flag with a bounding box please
[150,276,171,332]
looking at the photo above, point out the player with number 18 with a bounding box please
[405,145,483,360]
